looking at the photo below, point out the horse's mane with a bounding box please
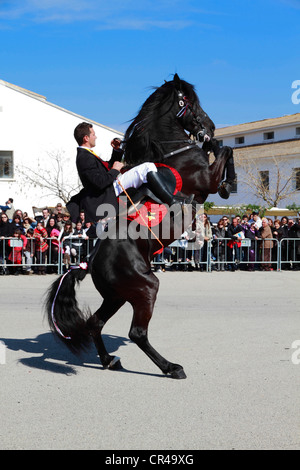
[123,76,198,165]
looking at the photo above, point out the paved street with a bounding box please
[1,271,300,450]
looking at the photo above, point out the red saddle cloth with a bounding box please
[125,163,182,227]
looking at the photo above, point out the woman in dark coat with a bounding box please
[212,218,226,271]
[244,222,261,271]
[9,214,25,235]
[0,212,12,273]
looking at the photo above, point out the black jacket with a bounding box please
[67,147,123,223]
[227,223,243,239]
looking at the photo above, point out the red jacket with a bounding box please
[8,234,27,263]
[33,227,48,252]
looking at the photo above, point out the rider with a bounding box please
[67,122,193,228]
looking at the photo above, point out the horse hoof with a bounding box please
[169,367,187,379]
[218,182,232,200]
[108,356,123,370]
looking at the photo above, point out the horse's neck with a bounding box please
[164,145,209,168]
[155,121,189,151]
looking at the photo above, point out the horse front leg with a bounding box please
[203,141,235,199]
[128,275,186,379]
[217,146,235,199]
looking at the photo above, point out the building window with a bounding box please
[292,167,300,191]
[263,131,274,140]
[296,127,300,136]
[259,170,270,190]
[217,139,223,147]
[0,151,14,179]
[235,136,245,145]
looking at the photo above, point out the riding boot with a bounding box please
[146,171,194,206]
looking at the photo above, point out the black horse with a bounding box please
[45,74,234,379]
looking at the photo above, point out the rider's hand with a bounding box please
[112,161,124,172]
[111,138,122,150]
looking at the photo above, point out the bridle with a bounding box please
[161,91,210,158]
[176,91,195,119]
[176,90,210,142]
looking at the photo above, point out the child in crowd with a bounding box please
[23,228,35,274]
[8,229,27,275]
[33,222,48,275]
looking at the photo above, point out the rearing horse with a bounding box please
[45,74,234,379]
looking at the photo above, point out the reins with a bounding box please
[116,179,165,250]
[163,142,197,158]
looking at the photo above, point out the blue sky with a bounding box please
[0,0,299,132]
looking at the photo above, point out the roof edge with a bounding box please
[216,112,300,136]
[0,78,124,136]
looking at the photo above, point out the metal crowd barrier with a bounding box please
[0,236,299,274]
[0,236,97,275]
[152,238,300,272]
[152,239,211,271]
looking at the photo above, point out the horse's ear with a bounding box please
[173,73,181,90]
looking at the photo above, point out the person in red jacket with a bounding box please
[33,222,48,275]
[8,229,27,275]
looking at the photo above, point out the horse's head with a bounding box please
[123,74,216,165]
[173,74,215,143]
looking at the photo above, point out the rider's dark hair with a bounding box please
[74,122,93,146]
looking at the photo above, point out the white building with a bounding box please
[210,113,300,209]
[0,79,123,216]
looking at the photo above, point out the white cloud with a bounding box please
[96,18,193,31]
[0,0,204,30]
[278,0,300,8]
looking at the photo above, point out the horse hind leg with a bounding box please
[128,275,186,379]
[87,298,125,370]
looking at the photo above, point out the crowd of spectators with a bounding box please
[155,211,300,272]
[0,198,97,275]
[1,197,300,275]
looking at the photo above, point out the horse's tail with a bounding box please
[44,266,91,353]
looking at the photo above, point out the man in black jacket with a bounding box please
[286,217,300,269]
[67,122,193,225]
[227,217,244,270]
[67,123,124,223]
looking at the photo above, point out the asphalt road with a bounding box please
[1,270,300,450]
